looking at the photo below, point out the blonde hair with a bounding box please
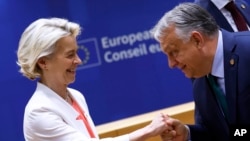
[17,17,81,80]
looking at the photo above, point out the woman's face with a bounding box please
[42,35,82,85]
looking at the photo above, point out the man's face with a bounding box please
[159,26,209,78]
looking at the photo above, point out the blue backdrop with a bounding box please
[0,0,193,140]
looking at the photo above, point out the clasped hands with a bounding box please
[148,113,189,141]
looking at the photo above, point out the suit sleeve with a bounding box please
[187,107,214,141]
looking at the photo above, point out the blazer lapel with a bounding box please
[222,30,238,124]
[235,0,250,26]
[37,83,91,134]
[68,89,98,137]
[204,1,234,32]
[193,77,229,134]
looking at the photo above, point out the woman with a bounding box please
[17,18,170,141]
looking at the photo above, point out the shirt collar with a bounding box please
[211,0,233,10]
[211,30,224,78]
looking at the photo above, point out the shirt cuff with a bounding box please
[184,125,192,141]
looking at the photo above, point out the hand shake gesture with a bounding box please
[161,115,189,141]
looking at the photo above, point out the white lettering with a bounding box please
[234,129,247,136]
[101,30,154,49]
[101,37,109,49]
[104,44,148,63]
[149,43,161,54]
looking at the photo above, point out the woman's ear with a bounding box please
[37,57,47,70]
[191,31,204,48]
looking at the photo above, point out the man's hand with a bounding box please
[161,116,189,141]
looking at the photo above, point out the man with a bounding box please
[151,2,250,141]
[194,0,250,32]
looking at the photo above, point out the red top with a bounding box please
[72,99,96,138]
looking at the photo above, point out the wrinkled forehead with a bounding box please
[159,26,180,50]
[158,24,176,41]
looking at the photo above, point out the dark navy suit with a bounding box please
[188,29,250,141]
[194,0,250,32]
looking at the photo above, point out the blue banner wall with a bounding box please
[0,0,193,140]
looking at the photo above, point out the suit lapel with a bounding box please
[204,1,234,32]
[235,0,250,26]
[193,77,229,133]
[68,89,98,137]
[37,83,90,134]
[222,30,238,124]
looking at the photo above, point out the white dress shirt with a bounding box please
[210,30,226,94]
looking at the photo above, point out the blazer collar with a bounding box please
[221,29,238,124]
[36,82,91,134]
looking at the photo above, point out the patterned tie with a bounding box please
[225,1,248,31]
[207,74,229,119]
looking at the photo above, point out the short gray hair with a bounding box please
[151,2,219,42]
[17,18,81,80]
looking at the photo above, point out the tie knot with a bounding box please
[225,1,237,11]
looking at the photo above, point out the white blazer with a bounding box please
[23,82,129,141]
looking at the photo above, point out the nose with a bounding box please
[168,57,178,69]
[74,54,82,65]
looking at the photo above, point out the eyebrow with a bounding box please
[162,43,172,53]
[65,47,78,54]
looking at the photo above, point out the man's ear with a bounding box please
[37,57,47,70]
[191,31,204,48]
